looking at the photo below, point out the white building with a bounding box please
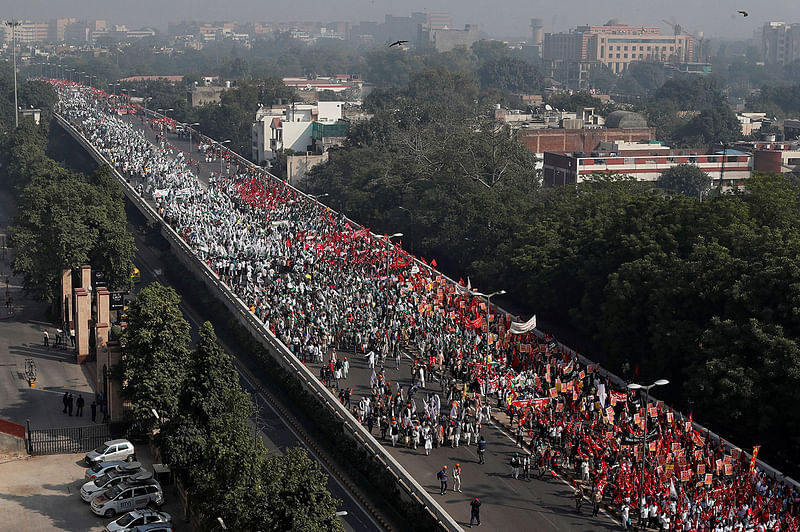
[251,101,344,163]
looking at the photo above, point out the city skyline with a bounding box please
[2,0,799,40]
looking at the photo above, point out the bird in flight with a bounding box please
[389,40,409,47]
[737,10,748,17]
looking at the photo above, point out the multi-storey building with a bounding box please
[544,20,694,75]
[761,22,800,65]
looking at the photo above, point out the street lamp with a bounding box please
[627,379,669,510]
[216,517,227,530]
[471,290,506,363]
[108,82,120,96]
[380,232,403,361]
[5,21,20,127]
[309,193,329,201]
[187,122,200,153]
[218,139,232,174]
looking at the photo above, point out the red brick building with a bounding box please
[519,127,655,155]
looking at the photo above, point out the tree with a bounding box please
[657,164,712,198]
[674,106,742,147]
[121,283,191,426]
[477,57,543,93]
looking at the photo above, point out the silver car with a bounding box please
[85,461,127,481]
[104,509,172,532]
[91,472,164,518]
[80,462,144,502]
[84,439,136,466]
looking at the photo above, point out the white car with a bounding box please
[104,509,172,532]
[80,462,144,502]
[85,439,136,466]
[91,472,163,518]
[85,461,127,481]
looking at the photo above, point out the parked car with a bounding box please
[80,462,144,502]
[130,524,174,532]
[84,439,136,466]
[91,472,163,518]
[104,509,171,532]
[85,461,127,481]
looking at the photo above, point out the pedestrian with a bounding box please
[621,503,630,530]
[592,488,602,517]
[424,433,433,456]
[76,394,84,416]
[67,393,74,416]
[453,463,462,492]
[43,329,49,347]
[437,465,448,495]
[477,434,486,464]
[522,453,531,481]
[511,452,521,479]
[101,404,108,423]
[469,497,482,527]
[62,392,68,414]
[90,401,97,422]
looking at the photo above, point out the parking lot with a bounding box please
[0,444,190,531]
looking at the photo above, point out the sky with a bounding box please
[2,0,799,40]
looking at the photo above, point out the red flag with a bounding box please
[749,446,760,473]
[431,259,438,268]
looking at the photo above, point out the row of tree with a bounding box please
[306,66,800,470]
[0,69,135,303]
[121,283,342,530]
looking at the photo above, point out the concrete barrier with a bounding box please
[54,113,464,532]
[0,418,27,456]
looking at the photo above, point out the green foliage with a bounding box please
[477,56,544,94]
[657,163,712,198]
[747,83,800,118]
[10,161,135,301]
[121,283,191,425]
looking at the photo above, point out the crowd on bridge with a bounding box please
[53,80,800,532]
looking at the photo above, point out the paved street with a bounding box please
[120,114,622,531]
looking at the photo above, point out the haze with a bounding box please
[2,0,800,40]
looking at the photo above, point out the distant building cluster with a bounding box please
[0,19,155,45]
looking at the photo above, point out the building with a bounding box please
[544,20,694,75]
[251,101,345,163]
[761,22,800,65]
[187,86,228,107]
[732,140,800,176]
[1,20,50,44]
[420,23,480,52]
[543,141,751,187]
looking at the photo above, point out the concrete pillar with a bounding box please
[95,322,108,366]
[96,289,110,328]
[60,269,73,328]
[80,265,91,290]
[74,288,90,364]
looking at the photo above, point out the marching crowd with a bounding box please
[54,80,800,531]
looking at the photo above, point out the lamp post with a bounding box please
[187,122,200,153]
[627,379,669,509]
[218,139,232,174]
[5,20,20,127]
[108,82,120,96]
[381,232,403,361]
[471,290,506,363]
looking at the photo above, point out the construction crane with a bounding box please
[662,19,683,36]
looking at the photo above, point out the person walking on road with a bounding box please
[469,497,482,527]
[511,452,521,479]
[76,394,84,416]
[90,400,97,422]
[62,392,68,414]
[592,488,602,517]
[477,434,486,464]
[522,453,531,480]
[43,329,49,347]
[437,465,448,495]
[453,463,462,492]
[67,393,74,416]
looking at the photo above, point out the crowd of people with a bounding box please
[53,80,800,531]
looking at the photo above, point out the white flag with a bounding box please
[510,315,537,335]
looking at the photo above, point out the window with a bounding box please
[616,53,620,58]
[624,46,628,51]
[624,53,628,58]
[639,46,644,51]
[133,487,148,497]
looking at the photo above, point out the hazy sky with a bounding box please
[2,0,799,40]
